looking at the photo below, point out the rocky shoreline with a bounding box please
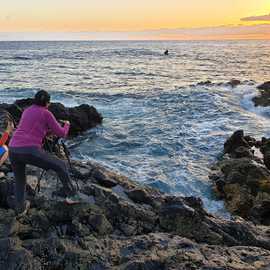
[2,155,270,269]
[209,81,270,226]
[1,93,270,269]
[252,81,270,107]
[210,130,270,224]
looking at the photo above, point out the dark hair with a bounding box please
[33,90,50,107]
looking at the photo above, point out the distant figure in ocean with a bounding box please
[164,49,169,56]
[9,90,79,216]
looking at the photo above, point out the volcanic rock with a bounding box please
[0,98,103,137]
[258,81,270,90]
[224,130,250,155]
[1,157,270,268]
[211,130,270,225]
[260,137,270,170]
[228,79,241,87]
[252,81,270,107]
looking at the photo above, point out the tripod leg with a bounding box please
[75,177,80,191]
[34,170,46,195]
[61,141,80,191]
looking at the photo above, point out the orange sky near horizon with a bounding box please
[0,0,269,39]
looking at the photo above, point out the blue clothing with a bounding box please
[0,146,6,157]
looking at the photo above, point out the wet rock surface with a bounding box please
[1,157,270,269]
[252,81,270,107]
[258,81,270,91]
[228,79,241,87]
[0,98,103,137]
[210,130,270,225]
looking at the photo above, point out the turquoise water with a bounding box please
[0,40,270,216]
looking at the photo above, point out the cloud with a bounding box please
[241,13,270,22]
[124,24,270,40]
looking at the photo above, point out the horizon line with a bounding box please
[1,24,269,41]
[0,37,269,42]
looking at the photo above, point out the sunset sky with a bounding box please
[0,0,269,40]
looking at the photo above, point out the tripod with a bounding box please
[34,137,80,197]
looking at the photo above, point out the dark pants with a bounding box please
[9,146,76,210]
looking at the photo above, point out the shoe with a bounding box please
[64,194,82,205]
[16,200,30,217]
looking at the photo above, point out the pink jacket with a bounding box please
[9,105,70,148]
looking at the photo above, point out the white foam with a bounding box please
[252,146,263,160]
[241,90,270,118]
[202,198,231,220]
[53,97,79,108]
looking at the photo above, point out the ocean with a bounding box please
[0,40,270,216]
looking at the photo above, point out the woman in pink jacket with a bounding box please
[9,90,78,215]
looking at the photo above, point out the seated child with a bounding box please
[0,121,14,166]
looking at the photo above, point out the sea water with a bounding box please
[0,40,270,216]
